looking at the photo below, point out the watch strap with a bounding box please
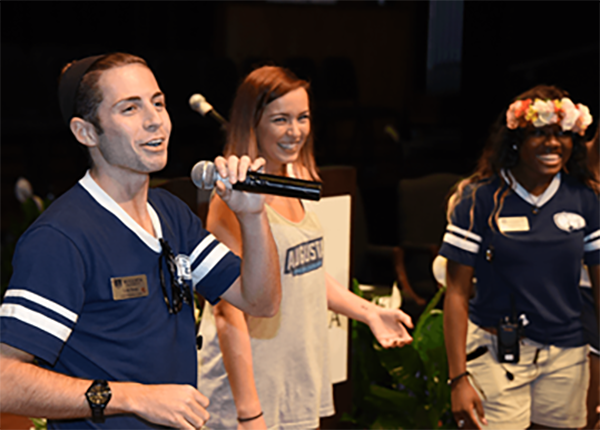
[86,379,111,424]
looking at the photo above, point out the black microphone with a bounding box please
[189,94,227,126]
[191,160,322,201]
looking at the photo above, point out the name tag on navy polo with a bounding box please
[111,275,149,300]
[498,216,530,233]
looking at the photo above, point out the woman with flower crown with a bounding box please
[438,84,598,429]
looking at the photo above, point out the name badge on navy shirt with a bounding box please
[498,216,530,233]
[111,275,149,300]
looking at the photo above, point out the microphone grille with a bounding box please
[189,94,212,116]
[191,160,216,190]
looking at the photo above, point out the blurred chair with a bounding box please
[394,173,461,319]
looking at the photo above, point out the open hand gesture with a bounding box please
[367,307,413,348]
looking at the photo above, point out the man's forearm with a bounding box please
[1,346,92,419]
[0,345,145,420]
[1,344,210,428]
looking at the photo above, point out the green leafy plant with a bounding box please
[343,280,456,429]
[29,417,47,430]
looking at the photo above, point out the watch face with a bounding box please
[87,384,110,405]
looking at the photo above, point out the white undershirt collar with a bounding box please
[500,169,561,209]
[79,170,163,253]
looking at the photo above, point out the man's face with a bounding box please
[94,64,171,175]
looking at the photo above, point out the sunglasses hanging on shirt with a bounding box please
[158,238,192,314]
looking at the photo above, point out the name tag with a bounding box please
[111,275,149,300]
[498,217,530,233]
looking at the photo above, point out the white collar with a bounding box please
[500,169,561,209]
[79,170,163,253]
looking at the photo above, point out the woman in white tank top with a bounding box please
[198,66,414,430]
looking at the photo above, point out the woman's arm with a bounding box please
[443,260,486,429]
[325,273,413,348]
[206,193,267,430]
[213,301,266,430]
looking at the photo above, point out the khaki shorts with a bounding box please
[465,319,589,429]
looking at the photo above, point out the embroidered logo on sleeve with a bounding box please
[175,254,193,282]
[284,237,324,276]
[553,212,586,232]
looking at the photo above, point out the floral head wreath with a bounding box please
[506,97,593,136]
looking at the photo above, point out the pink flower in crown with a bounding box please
[515,99,531,117]
[506,99,532,129]
[572,104,593,136]
[559,98,580,131]
[531,99,557,127]
[506,100,522,129]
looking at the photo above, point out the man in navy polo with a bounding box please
[0,52,281,429]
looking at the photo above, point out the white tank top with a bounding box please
[198,200,334,430]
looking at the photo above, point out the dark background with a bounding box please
[1,2,598,428]
[2,0,598,247]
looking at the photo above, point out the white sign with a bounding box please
[312,195,351,384]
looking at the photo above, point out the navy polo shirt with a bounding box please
[440,172,599,347]
[1,172,241,429]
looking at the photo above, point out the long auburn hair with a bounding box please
[448,84,597,231]
[224,65,319,180]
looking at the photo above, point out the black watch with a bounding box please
[85,379,111,423]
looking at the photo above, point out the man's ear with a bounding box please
[70,117,99,148]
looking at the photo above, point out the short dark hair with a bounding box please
[59,52,148,134]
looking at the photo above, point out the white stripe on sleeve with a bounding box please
[4,290,78,322]
[192,243,231,285]
[0,303,72,341]
[443,232,480,254]
[189,234,217,264]
[584,238,600,252]
[447,224,482,243]
[584,230,600,243]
